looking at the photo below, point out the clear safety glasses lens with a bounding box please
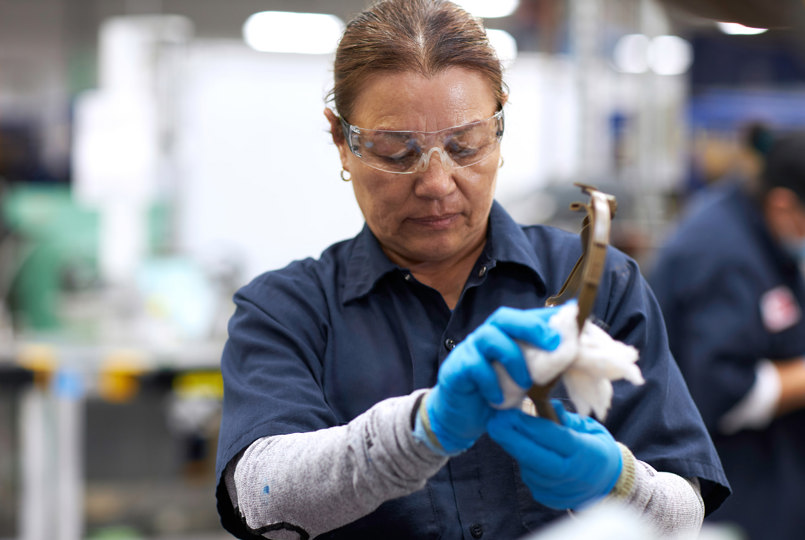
[340,110,504,174]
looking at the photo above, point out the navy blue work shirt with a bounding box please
[650,181,805,539]
[217,201,729,540]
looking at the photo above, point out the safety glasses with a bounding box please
[339,110,504,174]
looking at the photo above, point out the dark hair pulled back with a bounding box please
[327,0,506,121]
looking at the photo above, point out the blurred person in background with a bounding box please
[684,121,773,202]
[650,131,805,539]
[215,1,728,538]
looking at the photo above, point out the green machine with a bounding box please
[1,184,169,332]
[2,184,100,330]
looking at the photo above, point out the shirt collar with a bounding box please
[342,200,547,304]
[342,224,399,303]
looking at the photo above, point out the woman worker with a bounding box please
[215,1,729,538]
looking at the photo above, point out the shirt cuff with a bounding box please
[609,442,637,499]
[718,359,781,435]
[412,389,461,457]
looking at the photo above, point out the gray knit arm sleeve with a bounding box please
[225,390,448,539]
[606,443,705,538]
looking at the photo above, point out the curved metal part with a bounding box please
[529,183,617,422]
[574,186,616,330]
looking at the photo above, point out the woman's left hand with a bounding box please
[487,401,622,510]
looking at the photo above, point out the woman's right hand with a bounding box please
[422,306,563,454]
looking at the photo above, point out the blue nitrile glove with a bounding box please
[487,401,622,509]
[421,306,562,455]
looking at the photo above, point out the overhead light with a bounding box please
[487,29,518,67]
[613,34,692,75]
[648,35,693,76]
[455,0,519,18]
[716,21,768,35]
[613,34,651,74]
[243,11,344,54]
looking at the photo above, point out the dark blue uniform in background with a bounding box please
[650,181,805,540]
[217,201,728,540]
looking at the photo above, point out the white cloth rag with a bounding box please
[494,302,643,420]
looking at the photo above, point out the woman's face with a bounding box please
[328,67,502,268]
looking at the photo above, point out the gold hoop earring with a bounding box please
[340,169,352,182]
[499,157,505,168]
